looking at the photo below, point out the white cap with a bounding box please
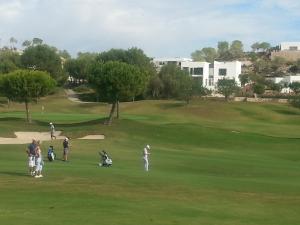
[50,122,53,125]
[65,137,69,141]
[146,145,150,149]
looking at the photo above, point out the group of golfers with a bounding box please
[26,122,152,178]
[26,139,44,178]
[26,122,70,178]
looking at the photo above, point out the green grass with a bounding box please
[0,90,300,225]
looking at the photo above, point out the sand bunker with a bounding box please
[78,135,105,140]
[0,132,105,144]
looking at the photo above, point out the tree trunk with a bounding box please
[7,98,10,108]
[25,101,31,123]
[116,100,119,119]
[106,101,117,125]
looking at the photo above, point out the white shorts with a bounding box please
[28,156,35,167]
[35,158,42,171]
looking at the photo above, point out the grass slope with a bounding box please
[0,90,300,225]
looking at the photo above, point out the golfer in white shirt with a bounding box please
[143,145,151,171]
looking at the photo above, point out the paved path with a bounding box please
[64,89,95,104]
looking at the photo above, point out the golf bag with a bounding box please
[99,151,112,167]
[47,146,56,161]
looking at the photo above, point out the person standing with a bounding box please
[142,145,151,171]
[49,122,56,140]
[34,141,44,178]
[62,137,70,161]
[26,139,37,176]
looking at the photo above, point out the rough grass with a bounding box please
[0,90,300,225]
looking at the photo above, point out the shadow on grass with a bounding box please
[0,117,25,122]
[272,109,300,115]
[0,171,28,177]
[159,102,186,109]
[34,118,108,127]
[0,117,108,128]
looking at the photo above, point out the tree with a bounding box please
[32,38,43,46]
[65,52,97,85]
[147,74,164,99]
[251,42,260,52]
[0,48,21,73]
[288,59,300,74]
[265,80,282,92]
[97,47,156,98]
[217,79,239,101]
[22,40,32,48]
[259,42,271,52]
[0,70,56,122]
[191,79,210,97]
[289,82,300,94]
[9,37,18,50]
[59,50,71,60]
[88,61,149,124]
[177,71,193,104]
[229,40,244,59]
[21,44,66,84]
[253,83,265,96]
[158,64,186,99]
[156,64,194,103]
[97,47,155,75]
[217,41,231,60]
[191,47,218,63]
[270,57,286,76]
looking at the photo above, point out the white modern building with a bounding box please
[280,42,300,51]
[271,42,300,61]
[269,75,300,84]
[152,57,192,71]
[181,61,210,87]
[181,60,242,90]
[268,75,300,93]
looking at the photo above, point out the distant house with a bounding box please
[152,57,192,71]
[268,75,300,93]
[271,42,300,61]
[181,61,242,90]
[152,57,242,91]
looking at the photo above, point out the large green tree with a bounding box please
[191,47,218,63]
[97,47,155,75]
[158,64,194,102]
[88,61,148,124]
[0,70,56,122]
[0,48,21,74]
[65,52,97,85]
[21,44,66,84]
[217,41,232,60]
[229,40,244,59]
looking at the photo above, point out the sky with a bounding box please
[0,0,300,58]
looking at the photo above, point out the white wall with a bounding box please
[152,57,192,71]
[213,61,242,86]
[280,42,300,51]
[181,60,242,90]
[272,75,300,84]
[181,61,211,88]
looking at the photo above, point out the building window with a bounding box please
[193,67,203,75]
[289,46,298,51]
[219,68,227,76]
